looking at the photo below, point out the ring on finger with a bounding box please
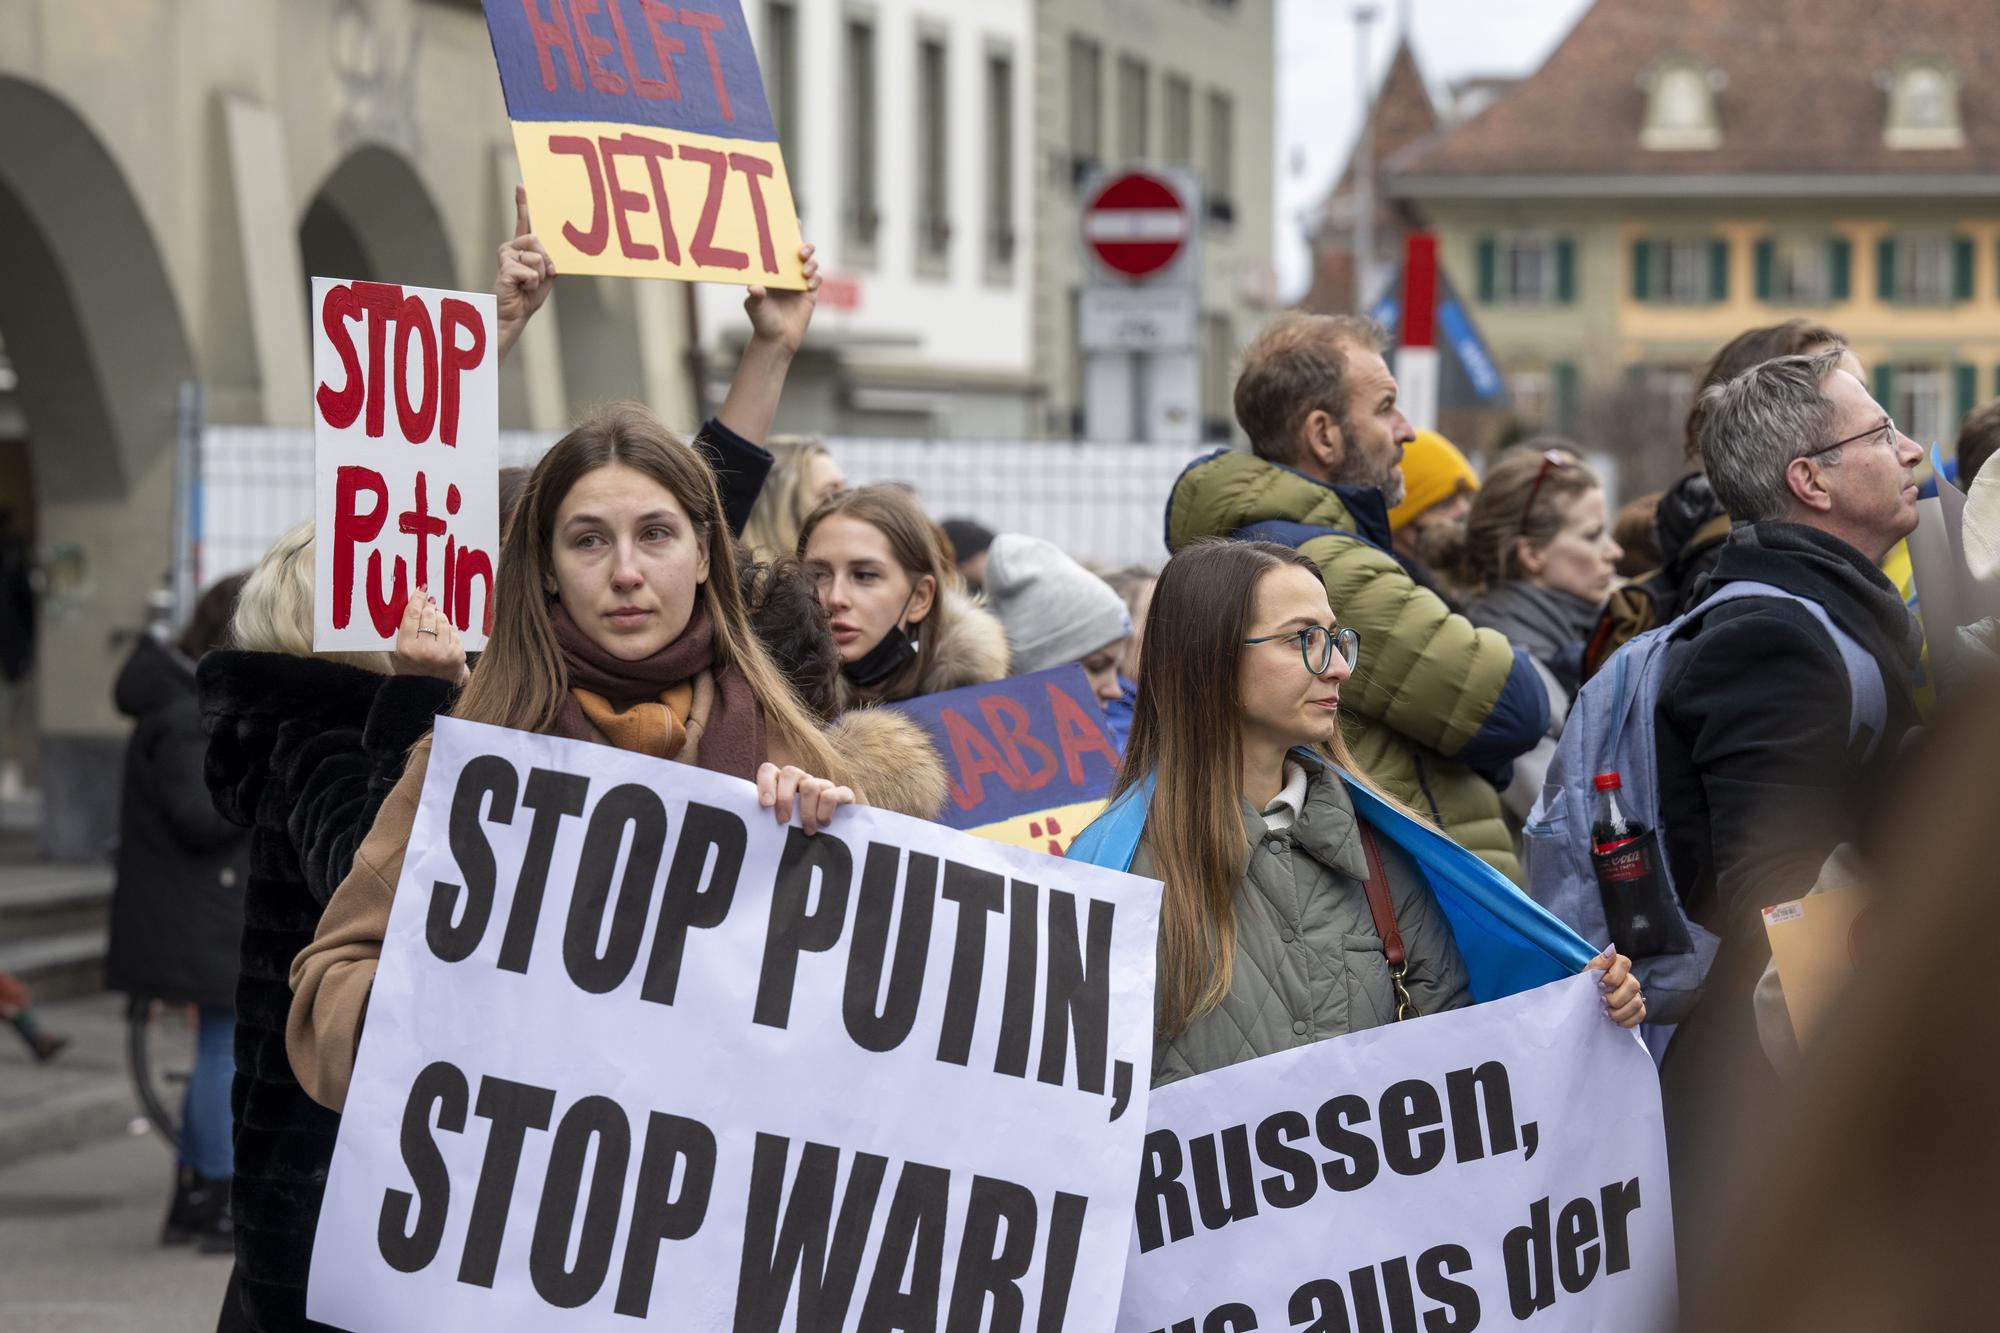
[418,627,439,637]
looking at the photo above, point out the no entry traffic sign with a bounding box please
[1082,171,1194,281]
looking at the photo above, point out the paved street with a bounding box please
[0,1131,231,1332]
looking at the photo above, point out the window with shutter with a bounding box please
[1829,238,1852,301]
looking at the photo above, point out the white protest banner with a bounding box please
[1118,971,1674,1333]
[309,717,1162,1331]
[312,278,499,651]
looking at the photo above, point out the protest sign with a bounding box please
[309,717,1162,1332]
[312,278,499,651]
[1117,971,1675,1333]
[479,0,805,288]
[889,667,1124,857]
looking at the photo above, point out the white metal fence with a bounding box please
[199,428,1212,580]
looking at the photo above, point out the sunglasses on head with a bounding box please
[1521,448,1579,528]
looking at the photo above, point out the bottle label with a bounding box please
[1592,834,1650,882]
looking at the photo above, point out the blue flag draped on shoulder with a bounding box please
[1068,751,1597,1002]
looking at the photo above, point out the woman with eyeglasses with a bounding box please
[1442,443,1623,821]
[1069,539,1643,1085]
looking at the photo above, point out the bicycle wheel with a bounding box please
[127,995,195,1153]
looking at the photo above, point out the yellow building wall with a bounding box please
[1613,217,2000,402]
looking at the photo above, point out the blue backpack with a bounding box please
[1520,581,1888,1026]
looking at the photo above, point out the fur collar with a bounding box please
[918,591,1012,694]
[824,707,950,820]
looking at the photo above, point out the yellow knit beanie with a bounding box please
[1388,430,1480,532]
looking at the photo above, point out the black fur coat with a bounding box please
[198,652,453,1332]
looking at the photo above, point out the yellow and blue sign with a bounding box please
[480,0,804,288]
[889,667,1125,858]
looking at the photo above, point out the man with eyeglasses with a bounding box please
[1163,312,1551,885]
[1655,347,1924,1240]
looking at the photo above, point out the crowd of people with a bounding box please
[84,190,2000,1330]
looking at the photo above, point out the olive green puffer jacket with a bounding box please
[1139,767,1472,1087]
[1167,449,1532,882]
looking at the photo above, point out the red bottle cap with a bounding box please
[1593,773,1622,791]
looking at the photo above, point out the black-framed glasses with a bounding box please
[1802,417,1896,462]
[1521,448,1579,526]
[1243,624,1361,674]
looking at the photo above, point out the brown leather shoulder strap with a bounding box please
[1357,824,1406,967]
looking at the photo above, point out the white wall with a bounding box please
[698,1,1037,385]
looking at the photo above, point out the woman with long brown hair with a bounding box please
[287,405,941,1111]
[798,484,1010,710]
[1068,539,1644,1085]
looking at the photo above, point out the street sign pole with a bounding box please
[1079,167,1201,444]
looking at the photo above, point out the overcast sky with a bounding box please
[1274,0,1598,301]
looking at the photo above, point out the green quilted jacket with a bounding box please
[1166,449,1529,882]
[1139,768,1472,1087]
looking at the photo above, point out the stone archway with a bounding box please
[299,144,457,290]
[0,78,196,505]
[0,76,199,856]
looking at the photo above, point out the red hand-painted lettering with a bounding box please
[568,0,628,95]
[604,0,670,99]
[398,471,448,592]
[1048,683,1122,786]
[676,8,731,121]
[600,134,659,260]
[439,298,486,448]
[679,145,747,270]
[332,466,389,631]
[521,0,583,92]
[316,284,366,429]
[550,134,610,256]
[392,294,438,443]
[940,708,1016,810]
[727,151,779,274]
[979,696,1058,792]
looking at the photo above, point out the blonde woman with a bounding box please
[197,522,465,1330]
[741,436,845,562]
[288,405,941,1111]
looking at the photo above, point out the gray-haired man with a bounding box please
[1656,349,1923,1244]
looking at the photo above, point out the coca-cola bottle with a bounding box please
[1589,772,1683,959]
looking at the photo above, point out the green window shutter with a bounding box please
[1754,239,1775,301]
[1556,237,1576,303]
[1955,236,1976,301]
[1829,238,1852,301]
[1477,236,1497,302]
[1877,237,1898,301]
[1631,240,1651,301]
[1553,361,1579,433]
[1873,364,1895,413]
[1957,363,1978,428]
[1708,238,1730,302]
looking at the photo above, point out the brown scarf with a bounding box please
[550,599,766,780]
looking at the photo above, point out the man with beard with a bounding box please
[1163,313,1546,883]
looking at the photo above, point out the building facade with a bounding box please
[0,0,703,856]
[1386,0,2000,490]
[714,0,1279,443]
[703,0,1041,439]
[1033,0,1277,441]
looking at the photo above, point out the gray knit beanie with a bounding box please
[983,534,1132,674]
